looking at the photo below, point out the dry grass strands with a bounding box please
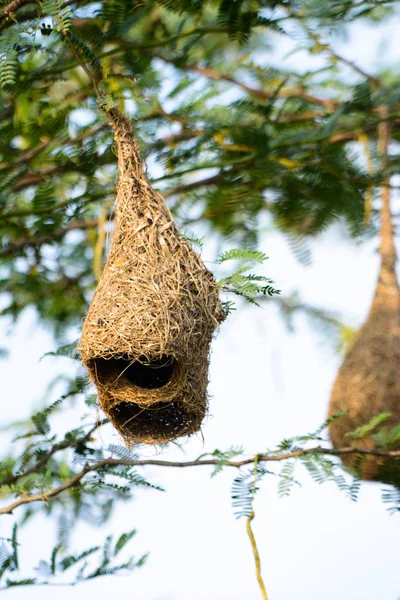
[79,108,225,445]
[328,114,400,483]
[328,264,400,483]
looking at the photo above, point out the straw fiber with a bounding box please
[328,263,400,482]
[79,108,224,445]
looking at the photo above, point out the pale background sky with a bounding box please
[1,10,400,600]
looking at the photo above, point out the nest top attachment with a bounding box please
[79,108,225,445]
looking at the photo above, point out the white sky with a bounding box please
[1,9,400,600]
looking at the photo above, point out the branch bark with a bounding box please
[0,0,36,21]
[144,52,338,110]
[0,421,106,488]
[1,445,399,515]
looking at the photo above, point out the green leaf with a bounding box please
[50,545,62,575]
[59,547,100,572]
[346,413,392,440]
[217,248,269,264]
[10,525,18,571]
[41,341,79,360]
[382,486,400,514]
[31,412,50,436]
[5,578,36,587]
[114,530,137,556]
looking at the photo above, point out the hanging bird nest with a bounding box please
[328,263,400,483]
[328,115,400,484]
[79,107,225,445]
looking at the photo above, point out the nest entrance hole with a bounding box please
[94,354,177,389]
[109,400,188,442]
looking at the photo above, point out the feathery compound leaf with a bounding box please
[231,463,270,518]
[114,530,137,556]
[33,182,56,211]
[300,454,334,485]
[372,425,400,448]
[59,547,100,572]
[233,99,273,120]
[382,486,400,514]
[41,341,79,360]
[180,230,205,249]
[0,543,10,571]
[348,478,361,502]
[50,545,62,575]
[31,412,50,436]
[30,395,68,435]
[40,0,60,16]
[106,73,139,83]
[66,32,103,75]
[217,0,257,43]
[296,411,348,442]
[107,444,138,461]
[346,413,392,440]
[278,460,298,497]
[10,525,18,572]
[0,49,18,89]
[5,578,37,587]
[208,446,244,477]
[217,248,269,264]
[231,469,255,518]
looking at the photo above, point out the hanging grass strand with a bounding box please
[357,129,374,226]
[93,199,113,282]
[246,456,269,600]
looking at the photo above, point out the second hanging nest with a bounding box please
[79,108,225,445]
[328,118,400,483]
[328,262,400,483]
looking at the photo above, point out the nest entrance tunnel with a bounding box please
[109,400,189,442]
[93,354,177,389]
[91,354,190,442]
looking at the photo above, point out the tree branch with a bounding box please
[145,53,338,110]
[0,0,90,30]
[163,174,222,199]
[1,446,399,515]
[0,420,107,488]
[0,124,108,172]
[0,0,36,21]
[1,190,110,220]
[0,219,98,256]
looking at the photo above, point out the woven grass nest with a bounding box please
[328,262,400,483]
[79,108,225,445]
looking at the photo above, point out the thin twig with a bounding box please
[0,124,108,172]
[163,175,222,199]
[357,130,374,226]
[0,445,399,515]
[0,219,98,256]
[93,199,114,281]
[0,0,35,21]
[289,17,381,88]
[0,421,106,488]
[323,45,381,88]
[63,30,103,99]
[149,54,337,110]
